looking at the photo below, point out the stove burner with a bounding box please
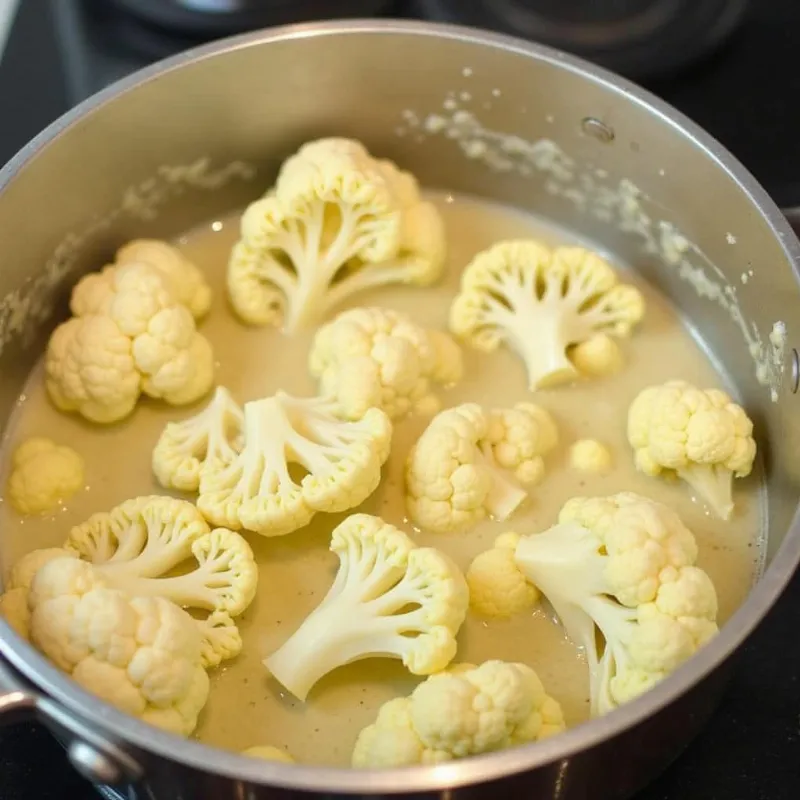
[419,0,750,79]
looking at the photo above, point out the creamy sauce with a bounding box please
[0,192,763,766]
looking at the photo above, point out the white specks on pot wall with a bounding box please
[395,93,787,401]
[0,158,256,357]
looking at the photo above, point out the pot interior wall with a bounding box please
[0,26,798,585]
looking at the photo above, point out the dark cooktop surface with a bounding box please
[0,1,799,799]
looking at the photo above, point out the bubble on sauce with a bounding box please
[396,97,787,401]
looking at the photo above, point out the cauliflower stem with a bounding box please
[264,514,468,700]
[676,462,735,521]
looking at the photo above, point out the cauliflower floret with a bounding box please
[65,496,258,668]
[242,746,295,763]
[115,239,212,319]
[198,392,392,537]
[309,307,463,420]
[7,437,85,515]
[45,316,141,424]
[352,660,565,767]
[570,333,624,377]
[512,492,719,715]
[0,547,76,638]
[405,403,558,534]
[627,380,757,520]
[570,439,613,475]
[153,386,244,492]
[227,138,446,333]
[466,533,539,618]
[28,558,209,736]
[449,241,645,390]
[263,514,469,700]
[48,262,215,423]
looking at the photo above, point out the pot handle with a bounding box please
[0,655,143,787]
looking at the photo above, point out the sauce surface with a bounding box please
[0,192,763,765]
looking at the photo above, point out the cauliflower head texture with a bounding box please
[198,392,392,537]
[449,241,645,390]
[352,660,565,767]
[309,307,463,420]
[227,138,446,333]
[569,439,613,475]
[466,533,539,618]
[27,558,209,736]
[515,492,719,715]
[7,437,85,515]
[153,386,244,492]
[263,514,469,701]
[405,402,558,534]
[65,496,257,668]
[48,261,214,423]
[627,380,757,520]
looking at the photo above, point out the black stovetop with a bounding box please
[0,1,799,799]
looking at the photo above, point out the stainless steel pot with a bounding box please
[1,19,799,800]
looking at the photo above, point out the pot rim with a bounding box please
[1,18,799,794]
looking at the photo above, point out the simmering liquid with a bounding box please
[0,192,763,765]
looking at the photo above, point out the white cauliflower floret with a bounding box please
[512,492,719,715]
[227,138,446,333]
[309,307,463,420]
[65,496,258,668]
[153,386,244,492]
[405,402,558,534]
[570,439,613,475]
[28,558,209,736]
[7,437,85,515]
[0,547,76,638]
[115,239,212,319]
[449,241,645,389]
[242,746,295,763]
[466,533,539,618]
[263,514,468,700]
[627,380,757,520]
[198,392,392,537]
[570,333,624,377]
[352,660,565,767]
[48,261,214,423]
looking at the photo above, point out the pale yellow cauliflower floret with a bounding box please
[405,402,558,534]
[466,533,539,618]
[242,746,295,763]
[449,240,644,389]
[27,558,209,736]
[7,437,85,515]
[627,379,756,519]
[570,333,624,377]
[48,261,214,424]
[228,138,446,333]
[569,439,613,475]
[352,660,565,767]
[309,307,463,420]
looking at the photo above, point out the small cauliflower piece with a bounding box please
[0,547,76,638]
[115,239,212,319]
[405,402,558,534]
[513,492,719,716]
[570,334,624,378]
[627,380,757,520]
[65,496,257,667]
[198,392,392,537]
[352,660,565,767]
[28,558,209,736]
[153,386,244,492]
[242,746,295,763]
[263,514,468,700]
[7,437,85,515]
[227,138,446,333]
[570,439,613,475]
[309,307,463,420]
[49,262,215,424]
[466,533,539,618]
[449,241,644,389]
